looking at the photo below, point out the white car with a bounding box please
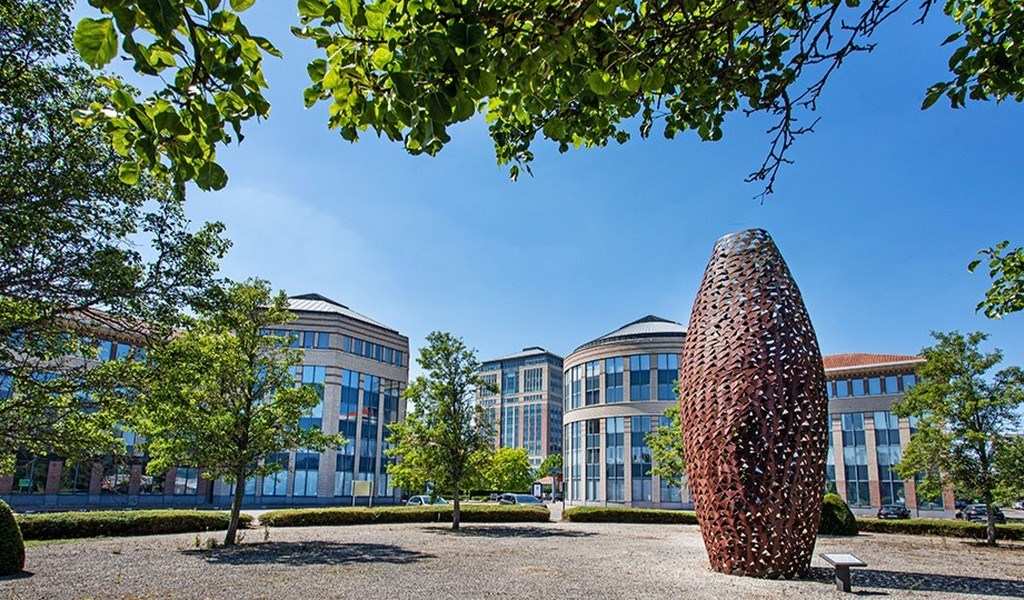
[405,495,448,506]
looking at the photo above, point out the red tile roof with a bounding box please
[823,353,923,370]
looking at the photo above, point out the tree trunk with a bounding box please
[224,468,247,546]
[986,503,997,546]
[452,481,461,531]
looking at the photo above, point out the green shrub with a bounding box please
[857,517,1024,540]
[562,506,699,524]
[818,493,858,536]
[16,510,253,541]
[259,504,549,527]
[0,500,25,576]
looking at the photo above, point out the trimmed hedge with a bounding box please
[562,506,698,524]
[259,504,550,527]
[857,517,1024,541]
[16,510,254,541]
[818,493,858,536]
[0,500,25,576]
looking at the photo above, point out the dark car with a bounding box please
[877,505,910,519]
[958,504,1007,523]
[497,493,545,506]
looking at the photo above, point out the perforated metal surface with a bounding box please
[678,229,828,578]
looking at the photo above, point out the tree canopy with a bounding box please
[893,330,1024,546]
[74,1,1024,316]
[647,405,686,487]
[386,331,493,529]
[76,0,1024,191]
[128,279,342,545]
[484,447,534,492]
[0,0,228,470]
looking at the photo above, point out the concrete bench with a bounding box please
[820,553,867,593]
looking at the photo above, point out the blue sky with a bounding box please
[134,4,1023,375]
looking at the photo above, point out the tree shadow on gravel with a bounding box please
[185,542,434,566]
[421,526,596,539]
[807,566,1024,598]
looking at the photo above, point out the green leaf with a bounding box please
[230,0,256,10]
[922,83,947,110]
[195,161,228,191]
[74,18,119,68]
[588,71,613,96]
[118,162,140,185]
[371,47,394,70]
[425,92,453,120]
[137,0,181,37]
[297,0,328,18]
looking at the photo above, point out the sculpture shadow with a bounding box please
[809,566,1024,598]
[186,541,434,566]
[0,571,33,581]
[421,525,596,539]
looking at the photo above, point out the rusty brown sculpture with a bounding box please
[678,229,828,578]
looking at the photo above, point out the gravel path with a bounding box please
[2,522,1022,599]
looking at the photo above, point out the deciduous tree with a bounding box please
[386,331,493,530]
[893,331,1024,546]
[0,0,228,470]
[647,405,686,487]
[129,280,342,545]
[485,447,534,493]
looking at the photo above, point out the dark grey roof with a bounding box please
[573,315,686,353]
[487,346,564,363]
[286,294,396,333]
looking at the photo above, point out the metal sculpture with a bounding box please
[678,229,828,578]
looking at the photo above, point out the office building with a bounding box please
[478,347,564,469]
[1,293,409,509]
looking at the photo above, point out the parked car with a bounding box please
[405,495,449,506]
[957,504,1007,523]
[497,493,545,506]
[1014,500,1024,510]
[876,505,910,519]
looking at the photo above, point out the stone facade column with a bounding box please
[45,460,63,495]
[129,464,143,496]
[597,417,606,505]
[864,413,881,508]
[831,415,846,503]
[898,416,917,509]
[89,461,103,496]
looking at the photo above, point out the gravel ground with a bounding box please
[2,521,1022,600]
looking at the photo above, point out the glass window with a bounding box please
[884,375,899,394]
[502,405,520,448]
[584,361,600,406]
[605,357,624,403]
[60,462,92,494]
[394,350,403,366]
[503,369,519,395]
[835,379,849,398]
[302,331,316,348]
[656,354,679,401]
[605,417,624,502]
[631,417,653,502]
[868,377,882,395]
[288,330,301,348]
[293,452,320,497]
[629,355,651,401]
[524,367,544,393]
[114,343,132,360]
[902,374,916,391]
[841,413,870,507]
[174,467,199,495]
[570,365,582,410]
[585,420,600,501]
[851,379,865,397]
[138,466,165,495]
[98,339,114,361]
[101,460,129,495]
[262,454,289,496]
[316,332,330,349]
[343,335,353,353]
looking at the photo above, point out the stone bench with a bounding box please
[820,553,867,593]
